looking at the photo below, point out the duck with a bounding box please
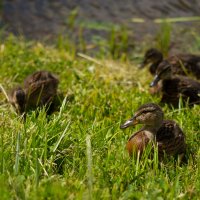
[120,103,186,161]
[9,71,59,114]
[150,60,200,107]
[140,48,200,79]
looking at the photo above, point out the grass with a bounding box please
[155,22,172,57]
[0,29,200,199]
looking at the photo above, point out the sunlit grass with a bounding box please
[0,32,200,199]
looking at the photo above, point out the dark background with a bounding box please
[1,0,200,41]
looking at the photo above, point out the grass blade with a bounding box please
[0,84,9,101]
[14,132,21,175]
[52,121,71,153]
[86,135,93,200]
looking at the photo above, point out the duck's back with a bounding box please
[161,76,200,106]
[168,54,200,78]
[156,120,186,157]
[24,71,59,88]
[24,71,59,108]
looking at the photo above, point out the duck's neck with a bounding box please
[143,123,162,140]
[150,56,163,74]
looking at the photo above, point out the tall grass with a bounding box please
[155,21,172,56]
[0,32,199,199]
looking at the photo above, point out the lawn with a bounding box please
[0,30,200,199]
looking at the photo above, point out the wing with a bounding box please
[156,120,186,157]
[177,76,200,104]
[24,71,59,89]
[24,72,59,108]
[169,54,200,77]
[161,77,200,106]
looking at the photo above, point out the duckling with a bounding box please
[9,71,59,114]
[120,103,186,160]
[141,48,200,79]
[150,61,200,107]
[23,71,59,110]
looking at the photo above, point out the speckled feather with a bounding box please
[156,120,186,158]
[24,71,59,109]
[160,76,200,107]
[168,54,200,79]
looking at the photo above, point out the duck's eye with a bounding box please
[140,108,156,115]
[140,110,150,116]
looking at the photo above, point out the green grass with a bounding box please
[155,22,172,56]
[0,32,200,200]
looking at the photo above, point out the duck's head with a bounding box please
[9,87,26,114]
[120,103,164,129]
[150,60,172,87]
[140,48,163,68]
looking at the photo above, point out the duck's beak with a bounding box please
[120,117,138,129]
[150,75,160,87]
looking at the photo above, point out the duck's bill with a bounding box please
[120,117,138,129]
[150,75,160,87]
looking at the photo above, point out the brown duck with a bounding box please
[120,103,186,161]
[150,61,200,107]
[9,71,59,114]
[140,48,200,79]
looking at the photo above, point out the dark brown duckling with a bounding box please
[120,103,186,161]
[141,48,200,79]
[150,61,200,107]
[9,71,59,114]
[23,71,59,110]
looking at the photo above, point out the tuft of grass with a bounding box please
[108,26,133,60]
[67,8,79,30]
[155,21,172,56]
[0,32,199,199]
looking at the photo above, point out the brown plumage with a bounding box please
[141,48,200,79]
[23,71,59,111]
[9,71,59,114]
[156,120,186,159]
[126,131,150,157]
[9,87,26,114]
[150,61,200,107]
[120,103,186,160]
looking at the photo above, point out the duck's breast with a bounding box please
[127,131,150,157]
